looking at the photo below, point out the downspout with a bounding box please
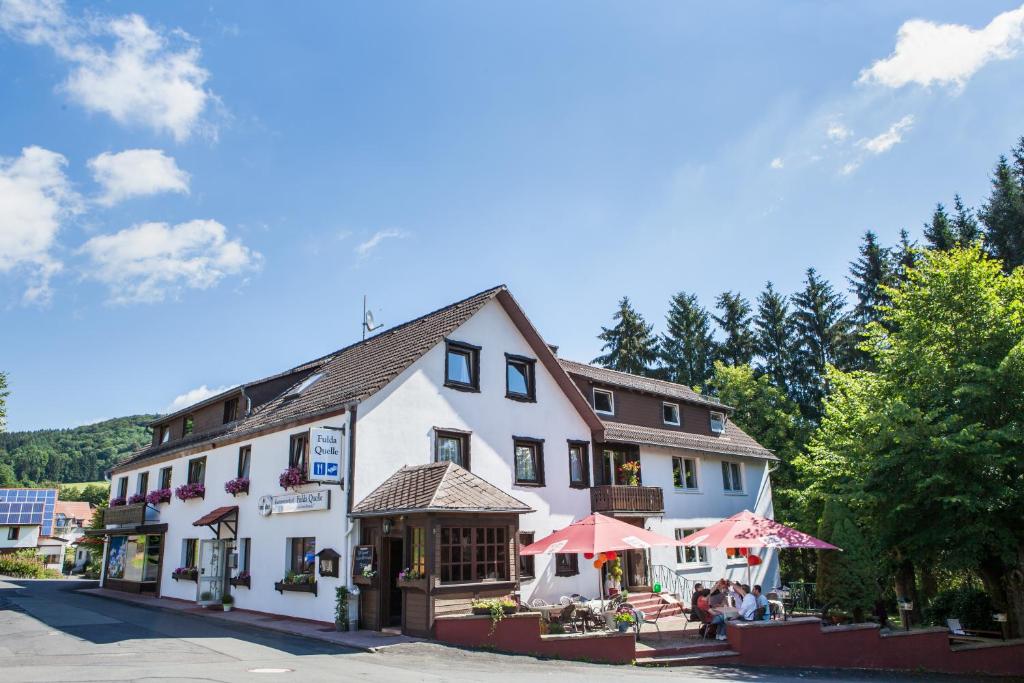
[344,402,359,630]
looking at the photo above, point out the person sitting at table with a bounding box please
[708,579,729,608]
[752,584,771,621]
[711,584,755,640]
[689,583,704,621]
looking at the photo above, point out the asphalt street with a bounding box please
[0,578,1001,683]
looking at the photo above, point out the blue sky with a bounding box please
[3,1,1024,431]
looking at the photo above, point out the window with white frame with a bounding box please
[721,461,743,492]
[593,388,614,415]
[675,529,708,564]
[709,410,726,434]
[672,456,698,490]
[662,402,680,426]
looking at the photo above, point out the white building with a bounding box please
[95,285,778,635]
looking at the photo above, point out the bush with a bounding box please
[924,586,995,630]
[0,550,63,579]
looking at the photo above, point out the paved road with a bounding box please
[0,578,999,682]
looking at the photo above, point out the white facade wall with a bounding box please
[0,524,39,549]
[112,412,350,623]
[355,299,599,602]
[638,444,780,592]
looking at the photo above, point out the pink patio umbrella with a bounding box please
[521,513,686,611]
[678,509,840,586]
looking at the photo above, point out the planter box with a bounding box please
[353,575,375,587]
[274,581,317,596]
[172,574,198,582]
[229,576,251,588]
[398,578,428,592]
[472,605,517,616]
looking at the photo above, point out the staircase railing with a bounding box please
[649,564,693,601]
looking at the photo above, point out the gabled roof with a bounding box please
[601,421,776,461]
[114,285,602,474]
[558,358,733,412]
[54,501,93,521]
[351,462,533,516]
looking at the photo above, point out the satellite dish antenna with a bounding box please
[362,295,383,339]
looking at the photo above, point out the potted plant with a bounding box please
[127,493,146,505]
[224,477,250,496]
[274,571,317,595]
[354,564,377,585]
[279,467,304,489]
[335,586,350,631]
[175,482,205,501]
[470,597,517,634]
[397,567,427,591]
[200,591,213,602]
[109,497,126,507]
[614,611,636,633]
[146,488,171,505]
[618,461,641,486]
[222,594,234,612]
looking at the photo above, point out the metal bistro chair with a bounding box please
[556,602,578,633]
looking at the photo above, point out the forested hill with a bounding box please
[0,415,157,486]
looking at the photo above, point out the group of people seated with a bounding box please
[690,579,770,640]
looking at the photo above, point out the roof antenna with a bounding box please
[363,294,383,340]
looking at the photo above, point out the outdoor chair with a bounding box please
[637,603,668,635]
[556,603,578,632]
[529,598,549,608]
[559,596,573,606]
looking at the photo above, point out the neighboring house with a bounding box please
[54,501,95,571]
[0,488,64,571]
[94,285,778,635]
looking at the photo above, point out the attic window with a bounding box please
[288,373,323,398]
[709,411,726,434]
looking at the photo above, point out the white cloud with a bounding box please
[355,229,408,258]
[88,149,190,206]
[840,161,861,176]
[165,384,235,413]
[769,157,784,170]
[80,219,261,304]
[0,145,81,303]
[0,0,215,140]
[859,4,1024,90]
[859,115,915,154]
[826,122,852,141]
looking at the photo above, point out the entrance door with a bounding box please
[626,549,649,589]
[383,537,404,627]
[197,539,225,605]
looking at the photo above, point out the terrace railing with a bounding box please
[590,485,664,515]
[650,564,693,601]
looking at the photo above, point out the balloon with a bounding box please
[598,552,607,561]
[593,559,603,569]
[653,583,662,593]
[583,553,594,560]
[605,551,617,560]
[739,548,749,556]
[747,555,762,566]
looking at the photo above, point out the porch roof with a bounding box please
[351,462,533,517]
[192,506,239,527]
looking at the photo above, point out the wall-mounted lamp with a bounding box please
[382,518,392,534]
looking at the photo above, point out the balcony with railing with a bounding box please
[589,485,664,515]
[101,503,148,527]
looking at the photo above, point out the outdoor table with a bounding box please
[711,605,739,619]
[530,604,565,622]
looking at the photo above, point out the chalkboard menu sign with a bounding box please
[352,545,374,579]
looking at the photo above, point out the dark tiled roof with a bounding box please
[351,462,533,516]
[558,359,733,411]
[601,421,777,461]
[192,506,238,527]
[113,286,506,473]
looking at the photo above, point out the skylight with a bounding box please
[287,372,323,398]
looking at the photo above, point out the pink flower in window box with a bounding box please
[146,488,172,505]
[127,493,146,505]
[175,482,205,501]
[279,467,304,489]
[109,497,127,507]
[225,477,250,496]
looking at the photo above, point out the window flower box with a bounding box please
[274,573,317,595]
[397,568,427,591]
[175,482,205,501]
[109,497,127,507]
[146,488,172,505]
[127,493,146,505]
[172,567,198,581]
[230,571,251,588]
[278,467,305,489]
[224,477,250,496]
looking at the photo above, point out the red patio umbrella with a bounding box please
[678,509,840,586]
[520,513,686,612]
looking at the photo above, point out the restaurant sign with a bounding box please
[308,427,343,483]
[258,490,331,516]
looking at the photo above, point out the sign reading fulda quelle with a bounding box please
[308,427,342,483]
[258,490,330,516]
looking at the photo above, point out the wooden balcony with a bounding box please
[102,503,147,527]
[589,485,664,515]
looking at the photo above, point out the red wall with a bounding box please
[434,613,635,665]
[729,618,1024,677]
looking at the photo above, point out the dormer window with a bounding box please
[182,415,194,436]
[709,411,726,434]
[662,402,681,426]
[287,373,323,398]
[505,354,536,402]
[159,425,171,444]
[593,388,614,415]
[444,340,480,392]
[223,397,239,423]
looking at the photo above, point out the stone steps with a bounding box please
[635,648,740,667]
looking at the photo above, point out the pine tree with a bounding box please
[952,194,981,246]
[979,155,1024,272]
[753,282,796,393]
[791,268,853,420]
[816,500,877,622]
[848,230,896,328]
[923,203,956,251]
[593,297,659,376]
[712,291,755,367]
[894,229,919,281]
[659,291,715,390]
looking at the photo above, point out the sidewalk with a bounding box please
[78,587,424,653]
